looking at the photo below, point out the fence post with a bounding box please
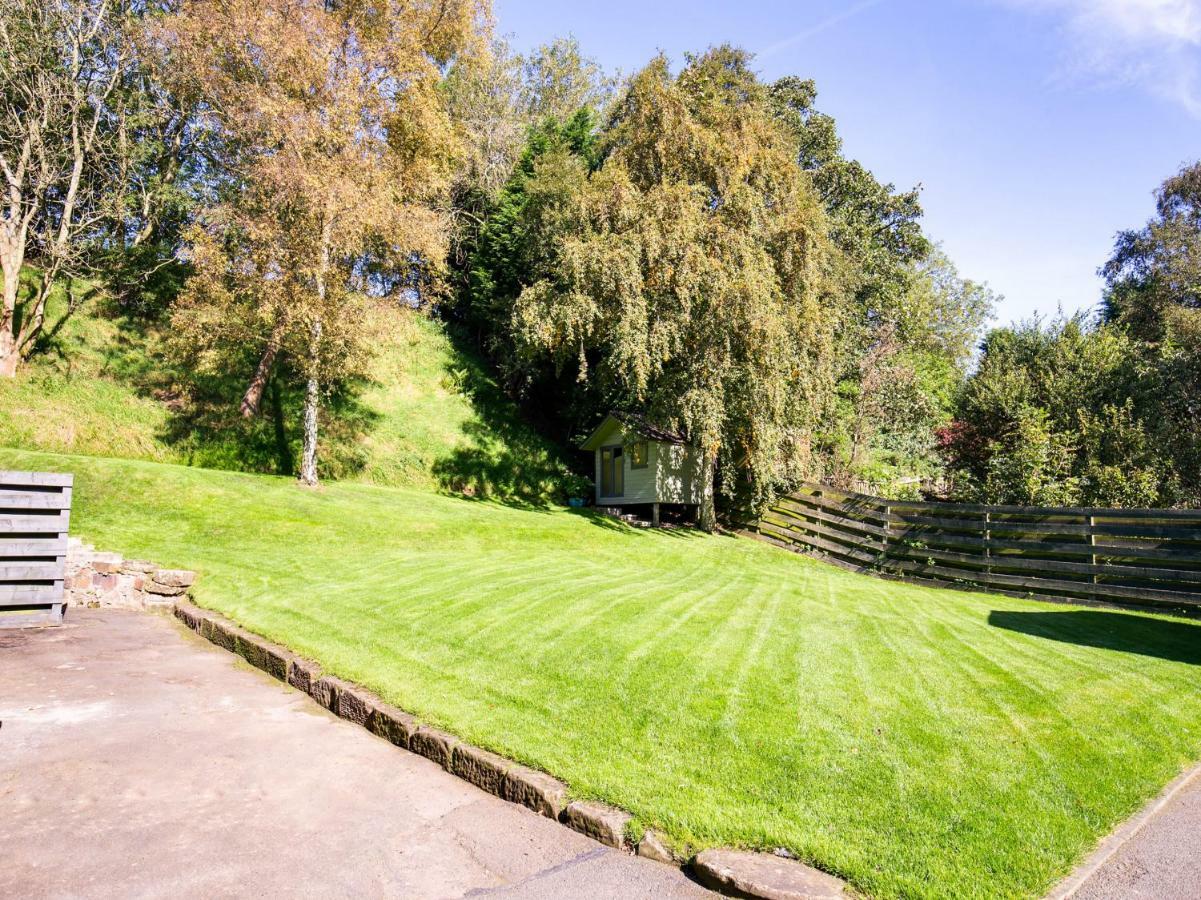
[982,510,992,593]
[882,504,891,571]
[1088,514,1098,602]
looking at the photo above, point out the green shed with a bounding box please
[580,413,702,524]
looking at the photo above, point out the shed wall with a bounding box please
[655,443,702,505]
[591,419,700,505]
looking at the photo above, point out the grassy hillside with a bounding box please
[0,287,574,502]
[8,447,1201,900]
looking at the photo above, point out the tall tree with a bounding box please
[512,48,846,529]
[1101,160,1201,502]
[941,314,1169,507]
[0,0,134,376]
[768,75,947,489]
[441,35,612,287]
[1103,160,1201,342]
[520,36,615,125]
[165,0,486,484]
[835,247,995,488]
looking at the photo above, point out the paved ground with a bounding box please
[0,610,710,899]
[1066,766,1201,900]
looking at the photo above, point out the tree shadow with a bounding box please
[565,508,706,539]
[988,610,1201,666]
[430,329,580,509]
[20,276,571,492]
[91,306,380,479]
[154,363,380,478]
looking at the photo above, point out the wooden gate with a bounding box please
[1,471,72,627]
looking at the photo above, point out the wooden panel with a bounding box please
[0,489,72,509]
[0,471,73,487]
[758,522,881,568]
[887,514,992,533]
[0,560,66,580]
[0,511,70,533]
[771,500,890,539]
[795,482,1201,520]
[781,491,891,522]
[763,513,886,554]
[0,582,65,604]
[0,605,65,626]
[0,473,73,627]
[881,540,1201,585]
[0,537,69,556]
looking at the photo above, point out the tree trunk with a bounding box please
[698,450,717,533]
[298,214,333,485]
[1,240,24,378]
[298,317,323,486]
[15,274,51,359]
[240,326,283,418]
[0,327,17,378]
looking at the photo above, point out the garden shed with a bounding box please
[580,413,702,524]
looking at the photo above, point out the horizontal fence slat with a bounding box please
[782,492,892,523]
[0,511,70,533]
[0,489,72,510]
[835,509,1201,542]
[0,560,65,580]
[759,484,1201,613]
[771,507,1201,568]
[0,582,64,604]
[871,558,1201,605]
[0,538,69,556]
[797,482,1201,521]
[0,471,73,488]
[763,513,886,554]
[771,500,890,539]
[882,541,1201,586]
[758,522,883,568]
[0,607,65,626]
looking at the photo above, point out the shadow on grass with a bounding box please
[156,367,381,479]
[988,610,1201,666]
[430,328,579,510]
[96,305,380,479]
[566,508,706,539]
[23,279,577,496]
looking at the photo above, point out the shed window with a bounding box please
[630,441,648,469]
[600,446,624,497]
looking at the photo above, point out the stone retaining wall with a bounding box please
[172,601,848,899]
[66,539,197,612]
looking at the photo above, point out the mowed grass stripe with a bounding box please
[11,447,1201,900]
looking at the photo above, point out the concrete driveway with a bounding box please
[1060,766,1201,900]
[0,610,709,899]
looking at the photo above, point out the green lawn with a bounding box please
[9,447,1201,899]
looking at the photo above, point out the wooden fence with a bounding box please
[0,471,73,627]
[750,483,1201,612]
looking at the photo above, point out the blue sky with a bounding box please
[494,0,1201,326]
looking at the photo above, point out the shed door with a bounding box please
[600,446,624,497]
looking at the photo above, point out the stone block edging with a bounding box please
[172,602,630,845]
[173,601,848,898]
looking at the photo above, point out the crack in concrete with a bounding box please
[464,847,610,896]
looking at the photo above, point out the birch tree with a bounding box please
[165,0,487,484]
[513,48,846,529]
[0,0,132,376]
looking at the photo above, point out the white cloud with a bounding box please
[1008,0,1201,114]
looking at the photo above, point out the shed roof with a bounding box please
[580,412,688,451]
